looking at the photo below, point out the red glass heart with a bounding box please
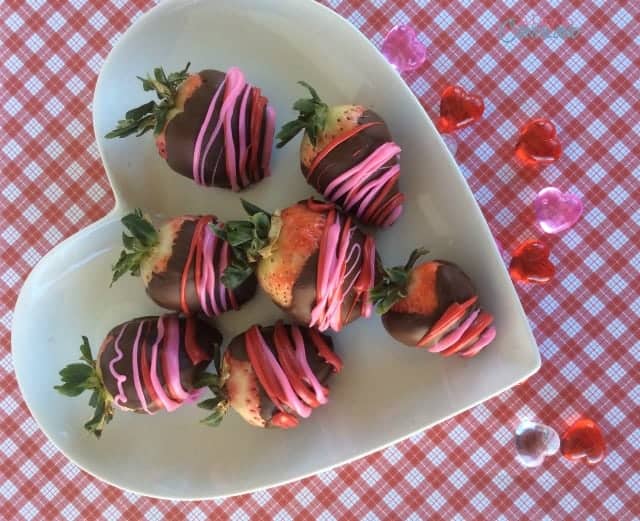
[560,418,606,465]
[436,85,484,133]
[515,118,562,167]
[509,239,554,284]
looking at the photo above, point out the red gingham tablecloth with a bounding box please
[1,0,639,518]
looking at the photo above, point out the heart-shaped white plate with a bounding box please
[12,0,539,500]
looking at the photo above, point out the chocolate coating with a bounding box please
[227,325,335,423]
[301,110,402,225]
[146,217,257,314]
[381,261,477,346]
[97,316,221,413]
[287,229,381,328]
[165,70,270,189]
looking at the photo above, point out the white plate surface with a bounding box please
[12,0,540,500]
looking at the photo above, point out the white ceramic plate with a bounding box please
[12,0,540,500]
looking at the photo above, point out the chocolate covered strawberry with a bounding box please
[106,64,275,191]
[216,199,378,332]
[371,249,496,357]
[197,322,342,429]
[276,82,405,227]
[111,209,256,316]
[54,314,221,438]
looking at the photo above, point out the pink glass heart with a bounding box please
[381,25,427,73]
[515,420,560,468]
[534,187,583,234]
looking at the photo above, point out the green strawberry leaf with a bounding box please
[197,397,224,410]
[199,402,229,428]
[106,63,191,139]
[54,382,86,397]
[193,371,222,390]
[59,363,93,385]
[79,336,93,366]
[221,262,254,290]
[55,337,114,439]
[241,199,270,218]
[276,81,329,148]
[371,248,430,315]
[214,199,279,289]
[111,209,159,286]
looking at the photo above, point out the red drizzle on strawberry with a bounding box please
[309,204,376,331]
[55,315,222,438]
[373,251,497,358]
[101,316,219,414]
[106,64,276,191]
[180,216,239,315]
[112,210,257,317]
[223,323,342,429]
[277,83,404,227]
[306,129,404,227]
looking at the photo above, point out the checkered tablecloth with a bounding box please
[1,0,638,518]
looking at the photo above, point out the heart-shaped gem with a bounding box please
[534,187,583,234]
[515,420,560,468]
[436,85,484,134]
[509,239,555,283]
[515,118,562,167]
[381,25,427,73]
[560,418,606,465]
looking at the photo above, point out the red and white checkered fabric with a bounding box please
[1,0,638,518]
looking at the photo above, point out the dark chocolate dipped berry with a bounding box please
[54,314,222,438]
[216,199,379,332]
[197,322,342,429]
[276,82,404,227]
[111,209,257,316]
[106,64,275,191]
[371,249,497,357]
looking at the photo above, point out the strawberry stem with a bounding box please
[111,209,159,286]
[105,63,191,139]
[194,369,229,427]
[370,247,429,314]
[214,199,281,289]
[54,336,114,439]
[276,81,329,148]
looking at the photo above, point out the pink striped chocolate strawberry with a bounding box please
[216,199,379,332]
[106,64,276,191]
[371,249,497,357]
[276,82,404,227]
[111,209,256,316]
[54,314,221,438]
[197,322,342,429]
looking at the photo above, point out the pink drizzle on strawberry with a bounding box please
[108,324,129,407]
[108,316,206,413]
[459,326,496,358]
[428,310,480,353]
[181,216,239,316]
[290,325,328,404]
[309,207,376,332]
[421,301,496,358]
[161,316,192,401]
[222,69,248,191]
[192,78,226,185]
[130,321,151,414]
[192,68,276,190]
[149,317,182,412]
[307,129,404,226]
